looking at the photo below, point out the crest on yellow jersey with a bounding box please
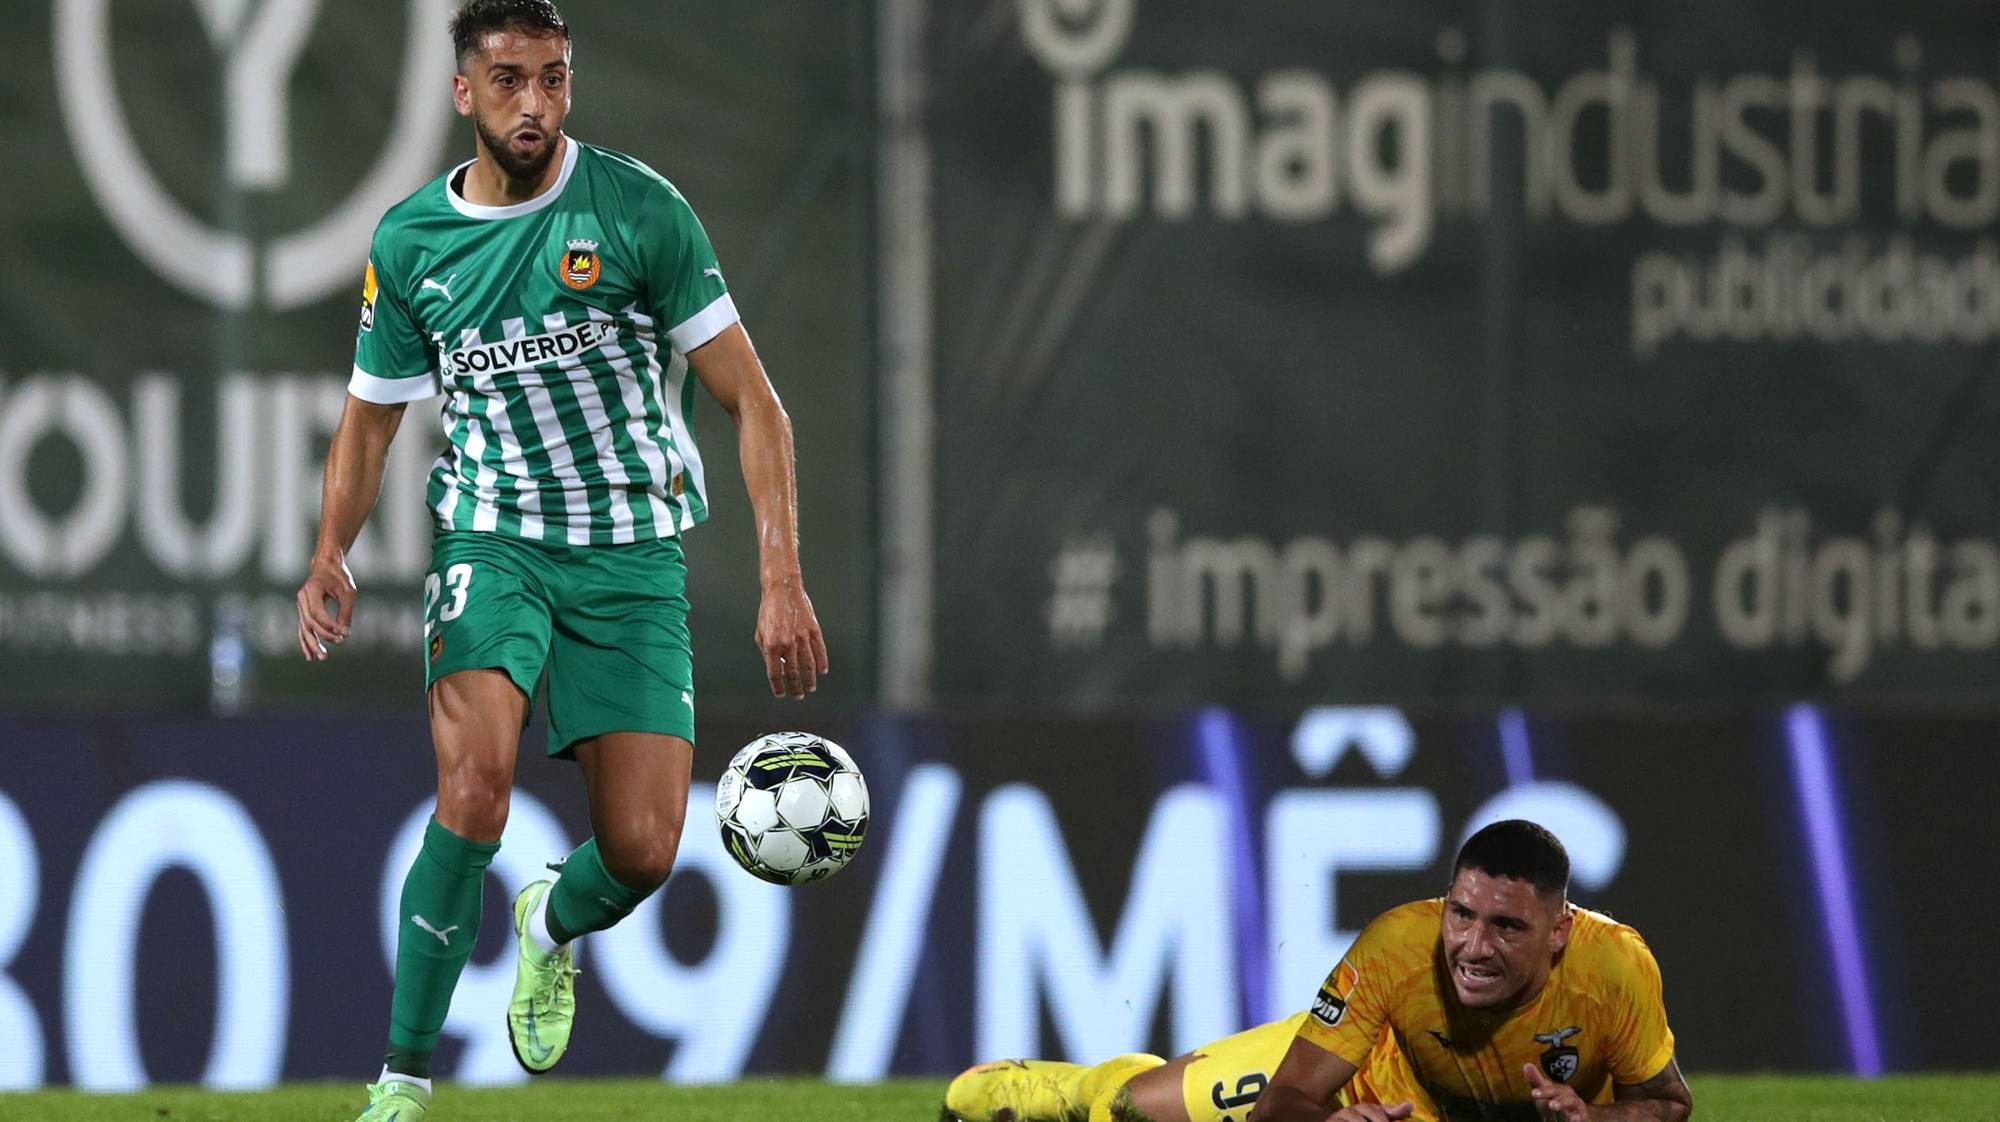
[1535,1025,1582,1082]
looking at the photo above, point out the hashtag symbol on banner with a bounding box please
[1046,536,1118,649]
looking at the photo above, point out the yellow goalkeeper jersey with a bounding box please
[1298,899,1677,1121]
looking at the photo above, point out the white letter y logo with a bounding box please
[187,0,324,189]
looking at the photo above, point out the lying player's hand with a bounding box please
[1523,1063,1590,1122]
[296,550,357,662]
[754,575,828,698]
[1327,1101,1414,1122]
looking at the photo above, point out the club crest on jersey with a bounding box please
[560,238,601,290]
[358,262,378,332]
[1535,1025,1582,1083]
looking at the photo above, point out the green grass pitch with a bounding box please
[3,1074,1997,1121]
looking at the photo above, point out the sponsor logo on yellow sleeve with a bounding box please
[1310,961,1361,1028]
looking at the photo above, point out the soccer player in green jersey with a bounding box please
[293,3,828,1118]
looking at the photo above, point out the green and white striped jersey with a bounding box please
[351,137,737,545]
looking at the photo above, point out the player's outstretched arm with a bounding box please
[1246,1036,1380,1122]
[688,323,829,698]
[296,394,406,661]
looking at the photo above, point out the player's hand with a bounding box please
[1327,1101,1414,1122]
[1523,1063,1590,1122]
[296,550,357,662]
[755,574,828,698]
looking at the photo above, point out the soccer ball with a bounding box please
[715,732,869,885]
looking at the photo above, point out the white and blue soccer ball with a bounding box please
[715,732,869,885]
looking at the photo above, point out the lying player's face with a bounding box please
[457,30,572,181]
[1440,868,1571,1009]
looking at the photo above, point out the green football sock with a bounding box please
[544,837,653,943]
[385,817,500,1070]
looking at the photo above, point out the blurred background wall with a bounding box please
[2,0,1996,1088]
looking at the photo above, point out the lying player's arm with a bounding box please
[297,395,406,661]
[1604,1057,1692,1122]
[688,323,829,698]
[1524,1056,1691,1122]
[1246,1036,1398,1122]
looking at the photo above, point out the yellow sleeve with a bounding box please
[1601,928,1677,1085]
[1294,914,1409,1068]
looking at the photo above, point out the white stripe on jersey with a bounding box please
[620,307,692,530]
[542,312,637,544]
[451,339,501,534]
[627,306,709,531]
[433,381,465,529]
[587,307,678,536]
[500,318,590,544]
[460,327,540,537]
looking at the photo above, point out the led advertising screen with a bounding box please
[1,707,1987,1089]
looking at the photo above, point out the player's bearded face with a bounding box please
[1440,869,1571,1009]
[476,110,560,181]
[462,31,571,182]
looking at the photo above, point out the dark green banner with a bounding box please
[930,0,2000,707]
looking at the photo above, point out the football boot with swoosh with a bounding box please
[352,1078,428,1122]
[507,880,579,1074]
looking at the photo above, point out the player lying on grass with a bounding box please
[946,819,1692,1122]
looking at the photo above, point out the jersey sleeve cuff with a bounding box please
[349,364,441,404]
[1627,1037,1677,1087]
[666,292,739,353]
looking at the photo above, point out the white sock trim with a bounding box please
[377,1066,433,1094]
[528,886,565,955]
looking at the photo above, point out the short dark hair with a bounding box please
[451,0,570,71]
[1452,820,1570,899]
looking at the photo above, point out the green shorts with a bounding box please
[422,531,695,757]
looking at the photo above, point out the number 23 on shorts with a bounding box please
[423,563,475,659]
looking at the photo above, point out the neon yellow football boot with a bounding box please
[507,880,579,1074]
[946,1060,1085,1122]
[353,1078,428,1121]
[944,1054,1165,1122]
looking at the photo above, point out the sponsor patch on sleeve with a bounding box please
[359,261,378,332]
[1310,986,1347,1027]
[1310,960,1361,1028]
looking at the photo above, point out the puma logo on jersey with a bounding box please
[422,273,458,302]
[444,321,617,377]
[702,266,722,280]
